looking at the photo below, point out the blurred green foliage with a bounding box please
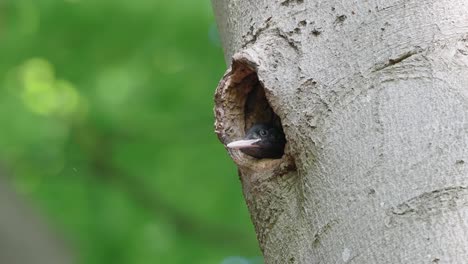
[0,0,261,263]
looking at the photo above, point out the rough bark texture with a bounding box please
[212,0,468,263]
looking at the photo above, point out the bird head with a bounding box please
[227,123,286,159]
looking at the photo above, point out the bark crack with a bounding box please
[276,28,301,53]
[280,0,304,7]
[242,16,273,48]
[372,48,423,72]
[388,186,468,220]
[312,219,338,247]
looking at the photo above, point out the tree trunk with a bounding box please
[212,0,468,263]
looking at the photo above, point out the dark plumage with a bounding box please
[227,123,286,159]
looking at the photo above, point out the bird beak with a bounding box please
[226,139,261,149]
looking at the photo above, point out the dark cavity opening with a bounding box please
[227,61,286,159]
[244,75,283,133]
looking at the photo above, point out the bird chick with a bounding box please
[227,123,286,159]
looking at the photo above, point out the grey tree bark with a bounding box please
[212,0,468,263]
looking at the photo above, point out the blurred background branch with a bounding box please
[0,0,260,263]
[82,127,251,247]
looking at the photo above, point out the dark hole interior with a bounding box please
[244,74,283,131]
[242,72,286,158]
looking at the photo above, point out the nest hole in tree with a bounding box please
[222,60,287,162]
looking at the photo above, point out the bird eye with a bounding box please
[259,129,268,137]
